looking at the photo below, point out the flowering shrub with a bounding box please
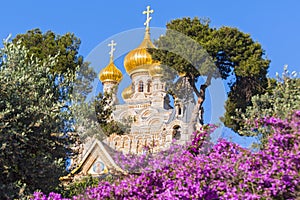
[113,149,153,173]
[33,111,300,199]
[235,67,300,147]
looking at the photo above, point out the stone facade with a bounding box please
[101,30,200,154]
[68,6,202,180]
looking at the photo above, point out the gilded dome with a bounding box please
[149,63,163,77]
[121,85,133,100]
[99,58,123,83]
[124,30,156,76]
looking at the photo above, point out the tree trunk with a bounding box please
[188,73,212,131]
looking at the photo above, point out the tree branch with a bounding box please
[187,74,201,98]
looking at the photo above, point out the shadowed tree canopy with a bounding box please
[12,28,96,101]
[13,28,83,74]
[149,17,270,130]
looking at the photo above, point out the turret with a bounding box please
[99,40,123,104]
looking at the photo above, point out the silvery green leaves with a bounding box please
[0,40,75,198]
[235,66,300,147]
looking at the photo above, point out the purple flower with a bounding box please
[33,111,300,200]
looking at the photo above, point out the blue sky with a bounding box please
[1,0,299,147]
[2,0,299,75]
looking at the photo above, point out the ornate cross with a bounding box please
[143,5,154,29]
[108,40,117,58]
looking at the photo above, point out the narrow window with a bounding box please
[147,81,151,93]
[131,82,135,92]
[178,106,182,115]
[138,81,144,92]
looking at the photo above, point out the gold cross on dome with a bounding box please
[108,40,117,58]
[143,5,154,30]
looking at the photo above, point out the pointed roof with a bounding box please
[61,139,123,181]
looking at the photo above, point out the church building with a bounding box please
[65,6,201,180]
[99,5,199,154]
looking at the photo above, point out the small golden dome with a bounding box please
[99,58,123,83]
[178,71,187,77]
[121,85,133,100]
[124,30,156,76]
[149,63,163,77]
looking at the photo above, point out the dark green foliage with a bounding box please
[72,90,130,141]
[12,28,96,102]
[94,92,114,125]
[149,17,269,128]
[60,173,123,198]
[60,176,100,198]
[94,92,131,136]
[13,28,83,75]
[74,62,97,102]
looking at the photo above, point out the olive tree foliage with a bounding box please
[12,29,118,169]
[0,41,77,199]
[234,66,300,146]
[0,29,98,199]
[149,17,269,128]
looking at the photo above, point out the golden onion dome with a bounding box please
[149,63,163,77]
[99,58,123,84]
[124,30,156,76]
[121,85,133,100]
[178,71,187,77]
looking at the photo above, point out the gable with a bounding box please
[75,139,123,176]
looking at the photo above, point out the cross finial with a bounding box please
[108,40,117,59]
[142,5,154,30]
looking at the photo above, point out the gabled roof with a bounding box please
[62,139,123,180]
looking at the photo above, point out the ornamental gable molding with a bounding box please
[78,139,123,176]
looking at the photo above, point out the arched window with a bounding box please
[172,125,181,140]
[178,106,182,115]
[147,81,152,93]
[138,81,144,92]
